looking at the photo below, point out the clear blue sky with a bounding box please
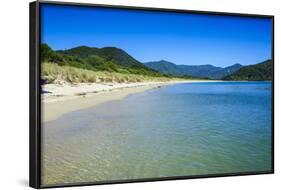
[41,4,272,67]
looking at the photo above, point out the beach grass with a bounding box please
[42,62,178,84]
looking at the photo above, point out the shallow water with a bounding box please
[42,82,272,186]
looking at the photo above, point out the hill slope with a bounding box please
[144,60,184,76]
[41,44,164,77]
[223,59,272,81]
[208,64,243,79]
[60,46,146,68]
[144,60,241,79]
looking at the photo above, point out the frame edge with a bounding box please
[30,1,41,189]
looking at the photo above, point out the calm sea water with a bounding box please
[42,82,272,186]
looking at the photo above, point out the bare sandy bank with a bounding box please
[42,80,218,122]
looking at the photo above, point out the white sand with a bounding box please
[42,80,218,122]
[43,81,173,102]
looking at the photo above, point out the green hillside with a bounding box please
[41,44,185,84]
[223,59,272,81]
[60,46,146,68]
[208,64,243,79]
[42,44,165,76]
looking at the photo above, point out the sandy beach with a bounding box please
[42,80,216,122]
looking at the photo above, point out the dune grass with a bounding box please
[42,62,179,84]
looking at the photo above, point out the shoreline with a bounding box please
[42,80,219,123]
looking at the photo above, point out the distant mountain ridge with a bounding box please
[178,64,222,78]
[143,60,185,76]
[208,63,243,79]
[144,60,242,79]
[223,59,272,81]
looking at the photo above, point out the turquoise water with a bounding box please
[42,82,272,185]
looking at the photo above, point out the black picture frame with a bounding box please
[29,1,274,188]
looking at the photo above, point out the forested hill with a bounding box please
[59,46,147,68]
[41,44,165,77]
[223,59,273,81]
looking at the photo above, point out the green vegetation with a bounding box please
[42,62,177,84]
[223,59,272,81]
[42,44,166,76]
[41,44,171,84]
[41,44,201,84]
[144,60,244,79]
[41,44,272,83]
[208,64,243,79]
[41,44,94,71]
